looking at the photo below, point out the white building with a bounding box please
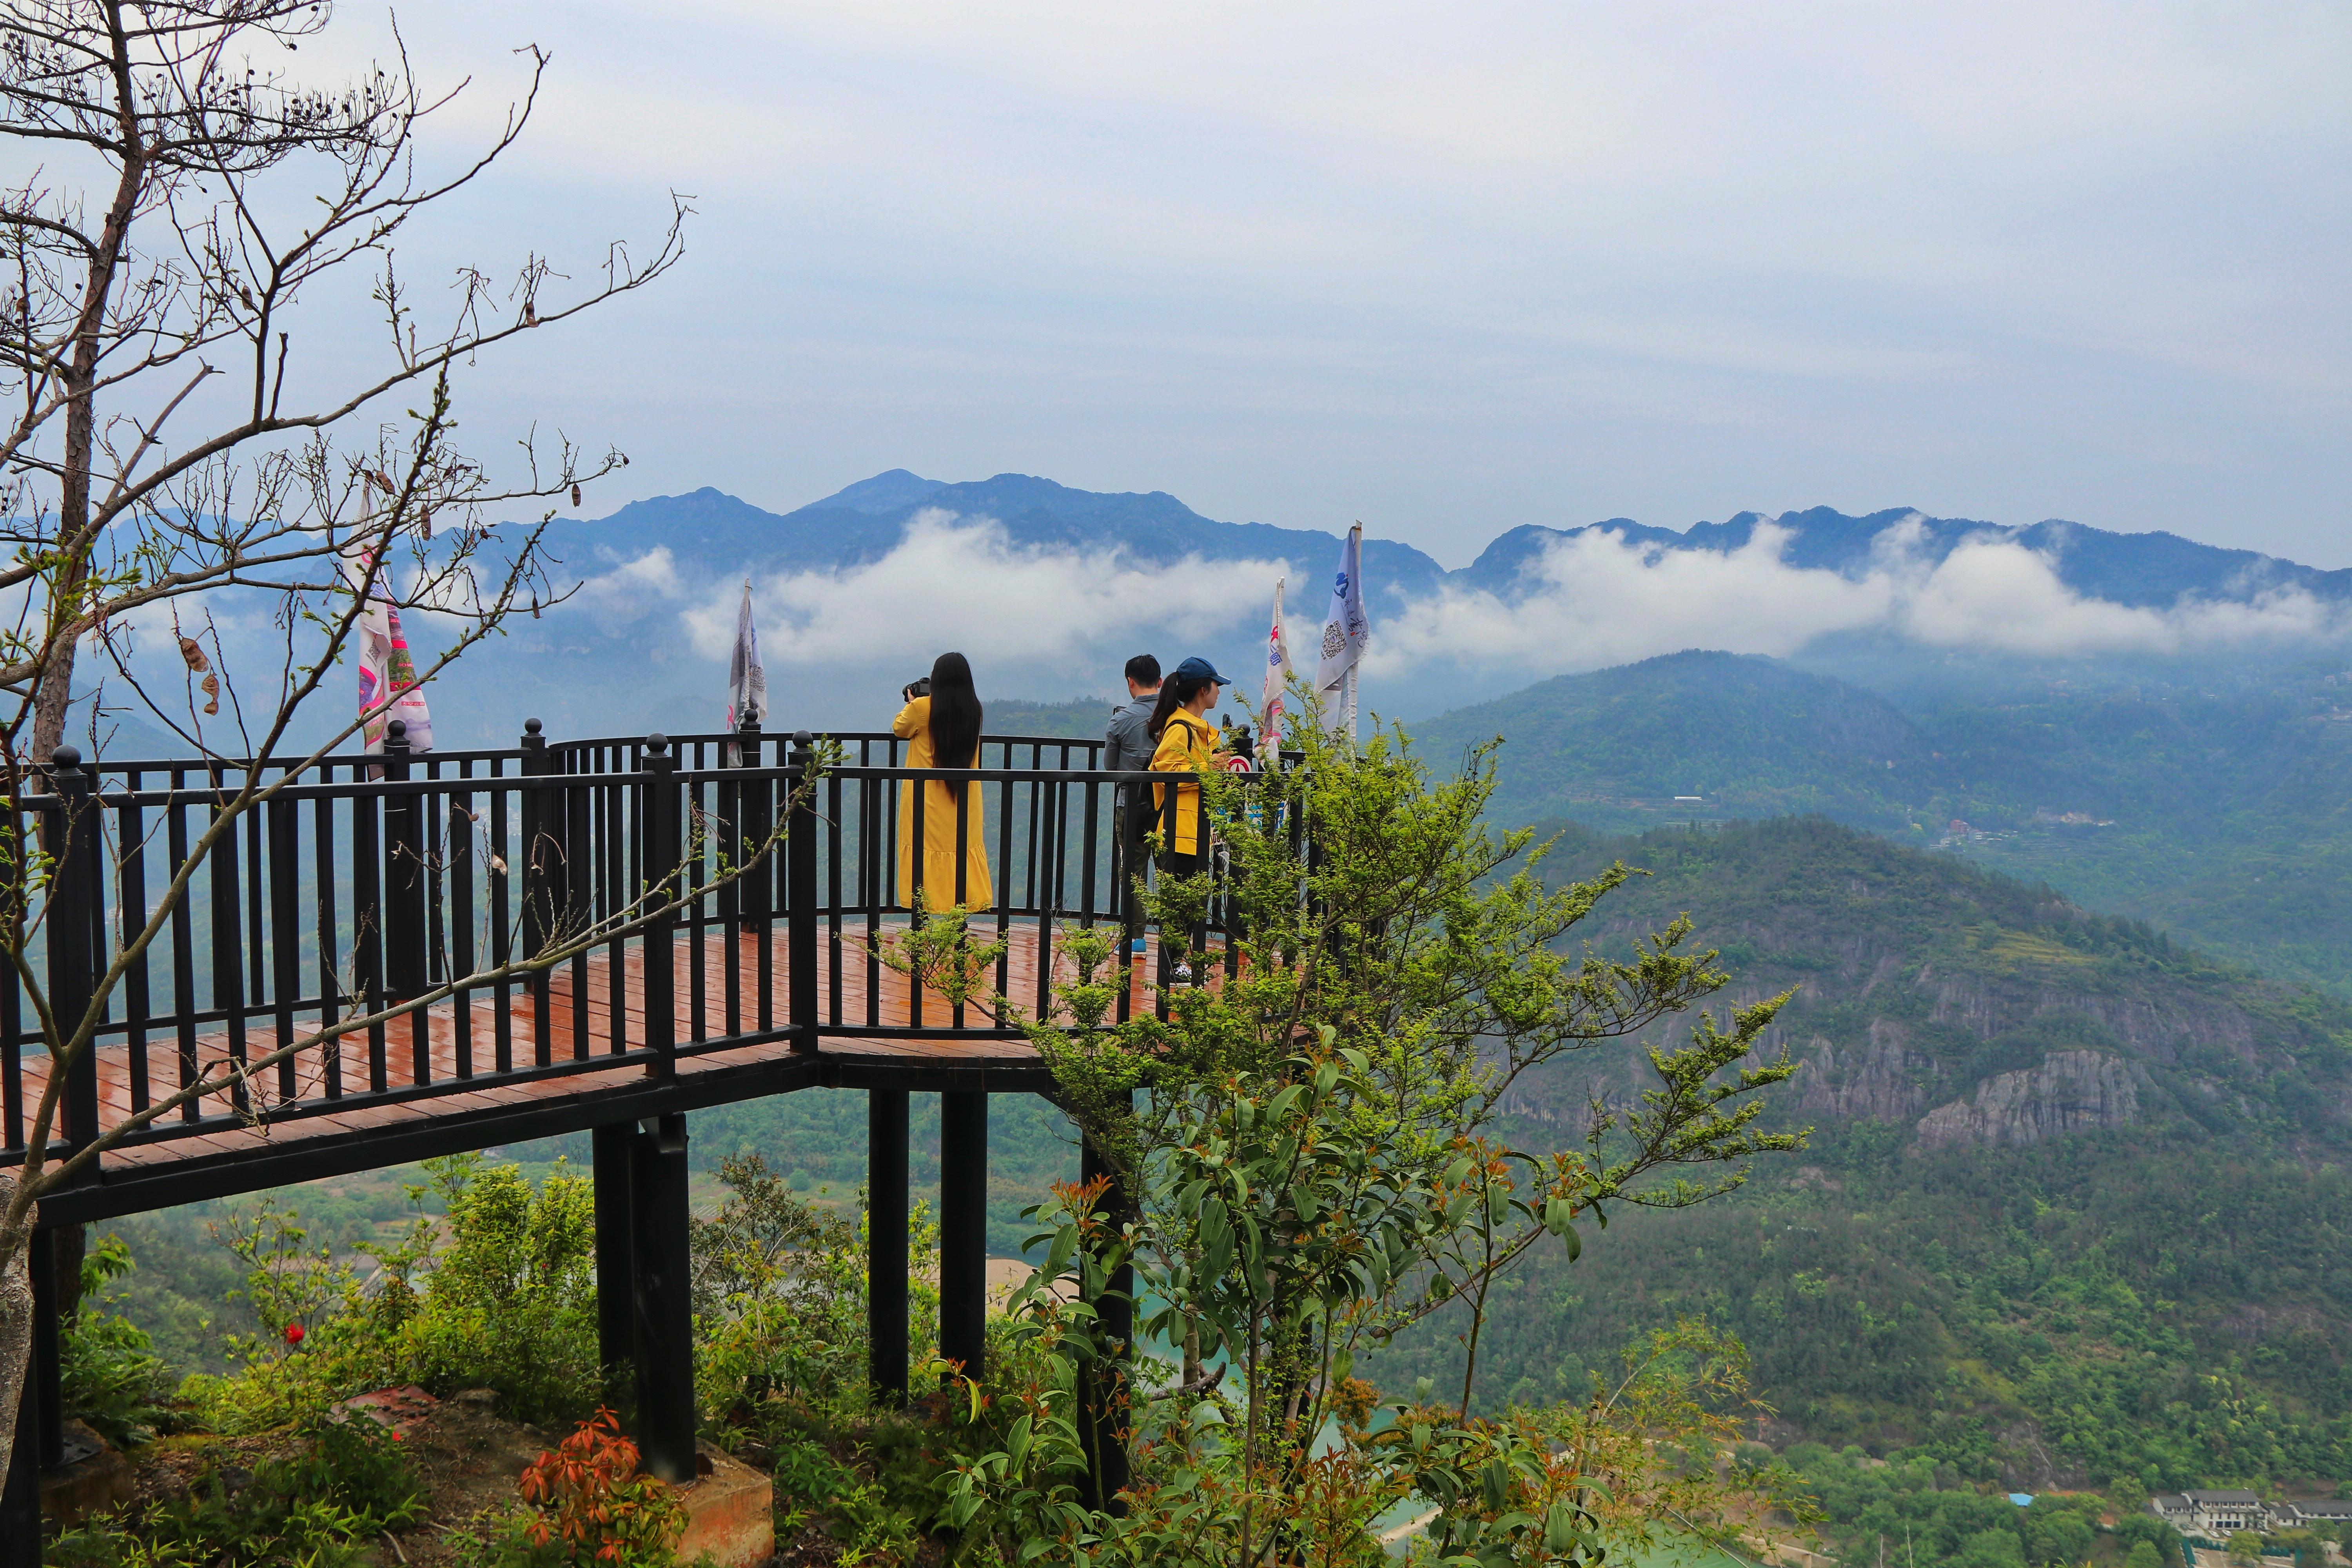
[2152,1493,2352,1538]
[2153,1492,2270,1539]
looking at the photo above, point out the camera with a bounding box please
[904,677,931,702]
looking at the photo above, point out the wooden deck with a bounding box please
[16,922,1163,1221]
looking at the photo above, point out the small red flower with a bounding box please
[284,1323,305,1345]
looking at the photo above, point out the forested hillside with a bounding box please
[1410,650,2352,996]
[1368,817,2352,1492]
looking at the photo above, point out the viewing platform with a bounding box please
[0,721,1243,1532]
[17,921,1166,1220]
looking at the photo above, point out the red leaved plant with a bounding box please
[517,1408,685,1566]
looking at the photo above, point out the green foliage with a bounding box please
[389,1154,601,1421]
[1354,813,2352,1489]
[883,708,1809,1563]
[690,1151,940,1434]
[49,1414,426,1568]
[1780,1445,2150,1568]
[178,1154,600,1432]
[62,1232,171,1447]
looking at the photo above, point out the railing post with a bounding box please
[519,720,557,1068]
[938,1088,988,1384]
[383,721,430,1089]
[738,728,774,1033]
[641,735,679,1078]
[42,746,100,1164]
[867,1086,910,1406]
[630,1111,696,1483]
[383,721,426,1002]
[788,730,818,1050]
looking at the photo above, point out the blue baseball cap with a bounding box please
[1173,656,1230,687]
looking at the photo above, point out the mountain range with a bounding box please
[552,472,2352,615]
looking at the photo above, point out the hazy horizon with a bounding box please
[235,2,2344,570]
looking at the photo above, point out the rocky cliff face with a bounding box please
[1792,1019,1941,1121]
[1502,818,2352,1154]
[1913,1049,2148,1149]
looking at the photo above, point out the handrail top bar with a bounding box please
[42,726,1110,775]
[3,760,1256,811]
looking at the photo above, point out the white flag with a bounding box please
[726,580,767,730]
[1314,523,1368,734]
[341,541,433,755]
[1260,577,1294,763]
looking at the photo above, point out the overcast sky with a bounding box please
[306,2,2349,568]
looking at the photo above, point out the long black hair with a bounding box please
[1147,668,1214,741]
[927,651,982,768]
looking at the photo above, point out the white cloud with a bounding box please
[1371,517,2351,676]
[558,507,2352,701]
[570,545,687,626]
[572,509,1291,669]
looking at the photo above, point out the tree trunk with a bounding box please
[30,360,95,765]
[0,1202,35,1491]
[33,38,146,765]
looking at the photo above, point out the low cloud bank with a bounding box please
[565,510,2352,691]
[1373,517,2350,674]
[577,509,1290,673]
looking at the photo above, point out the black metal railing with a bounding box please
[0,720,1250,1162]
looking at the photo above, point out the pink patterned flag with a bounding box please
[1260,577,1294,764]
[342,542,433,754]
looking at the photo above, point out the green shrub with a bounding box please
[62,1232,171,1447]
[49,1413,426,1568]
[388,1154,600,1422]
[690,1152,939,1442]
[179,1155,599,1432]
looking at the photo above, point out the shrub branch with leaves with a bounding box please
[897,696,1808,1564]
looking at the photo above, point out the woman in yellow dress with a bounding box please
[893,652,993,911]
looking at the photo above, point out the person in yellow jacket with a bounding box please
[1146,655,1232,869]
[893,652,993,911]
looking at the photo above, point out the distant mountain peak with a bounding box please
[806,468,946,515]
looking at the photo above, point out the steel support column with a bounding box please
[0,1374,36,1567]
[938,1089,988,1384]
[867,1087,910,1406]
[592,1121,637,1395]
[630,1113,696,1483]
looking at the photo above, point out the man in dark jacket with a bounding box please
[1105,654,1161,953]
[1103,653,1161,771]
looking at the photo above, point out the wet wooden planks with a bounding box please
[7,922,1164,1181]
